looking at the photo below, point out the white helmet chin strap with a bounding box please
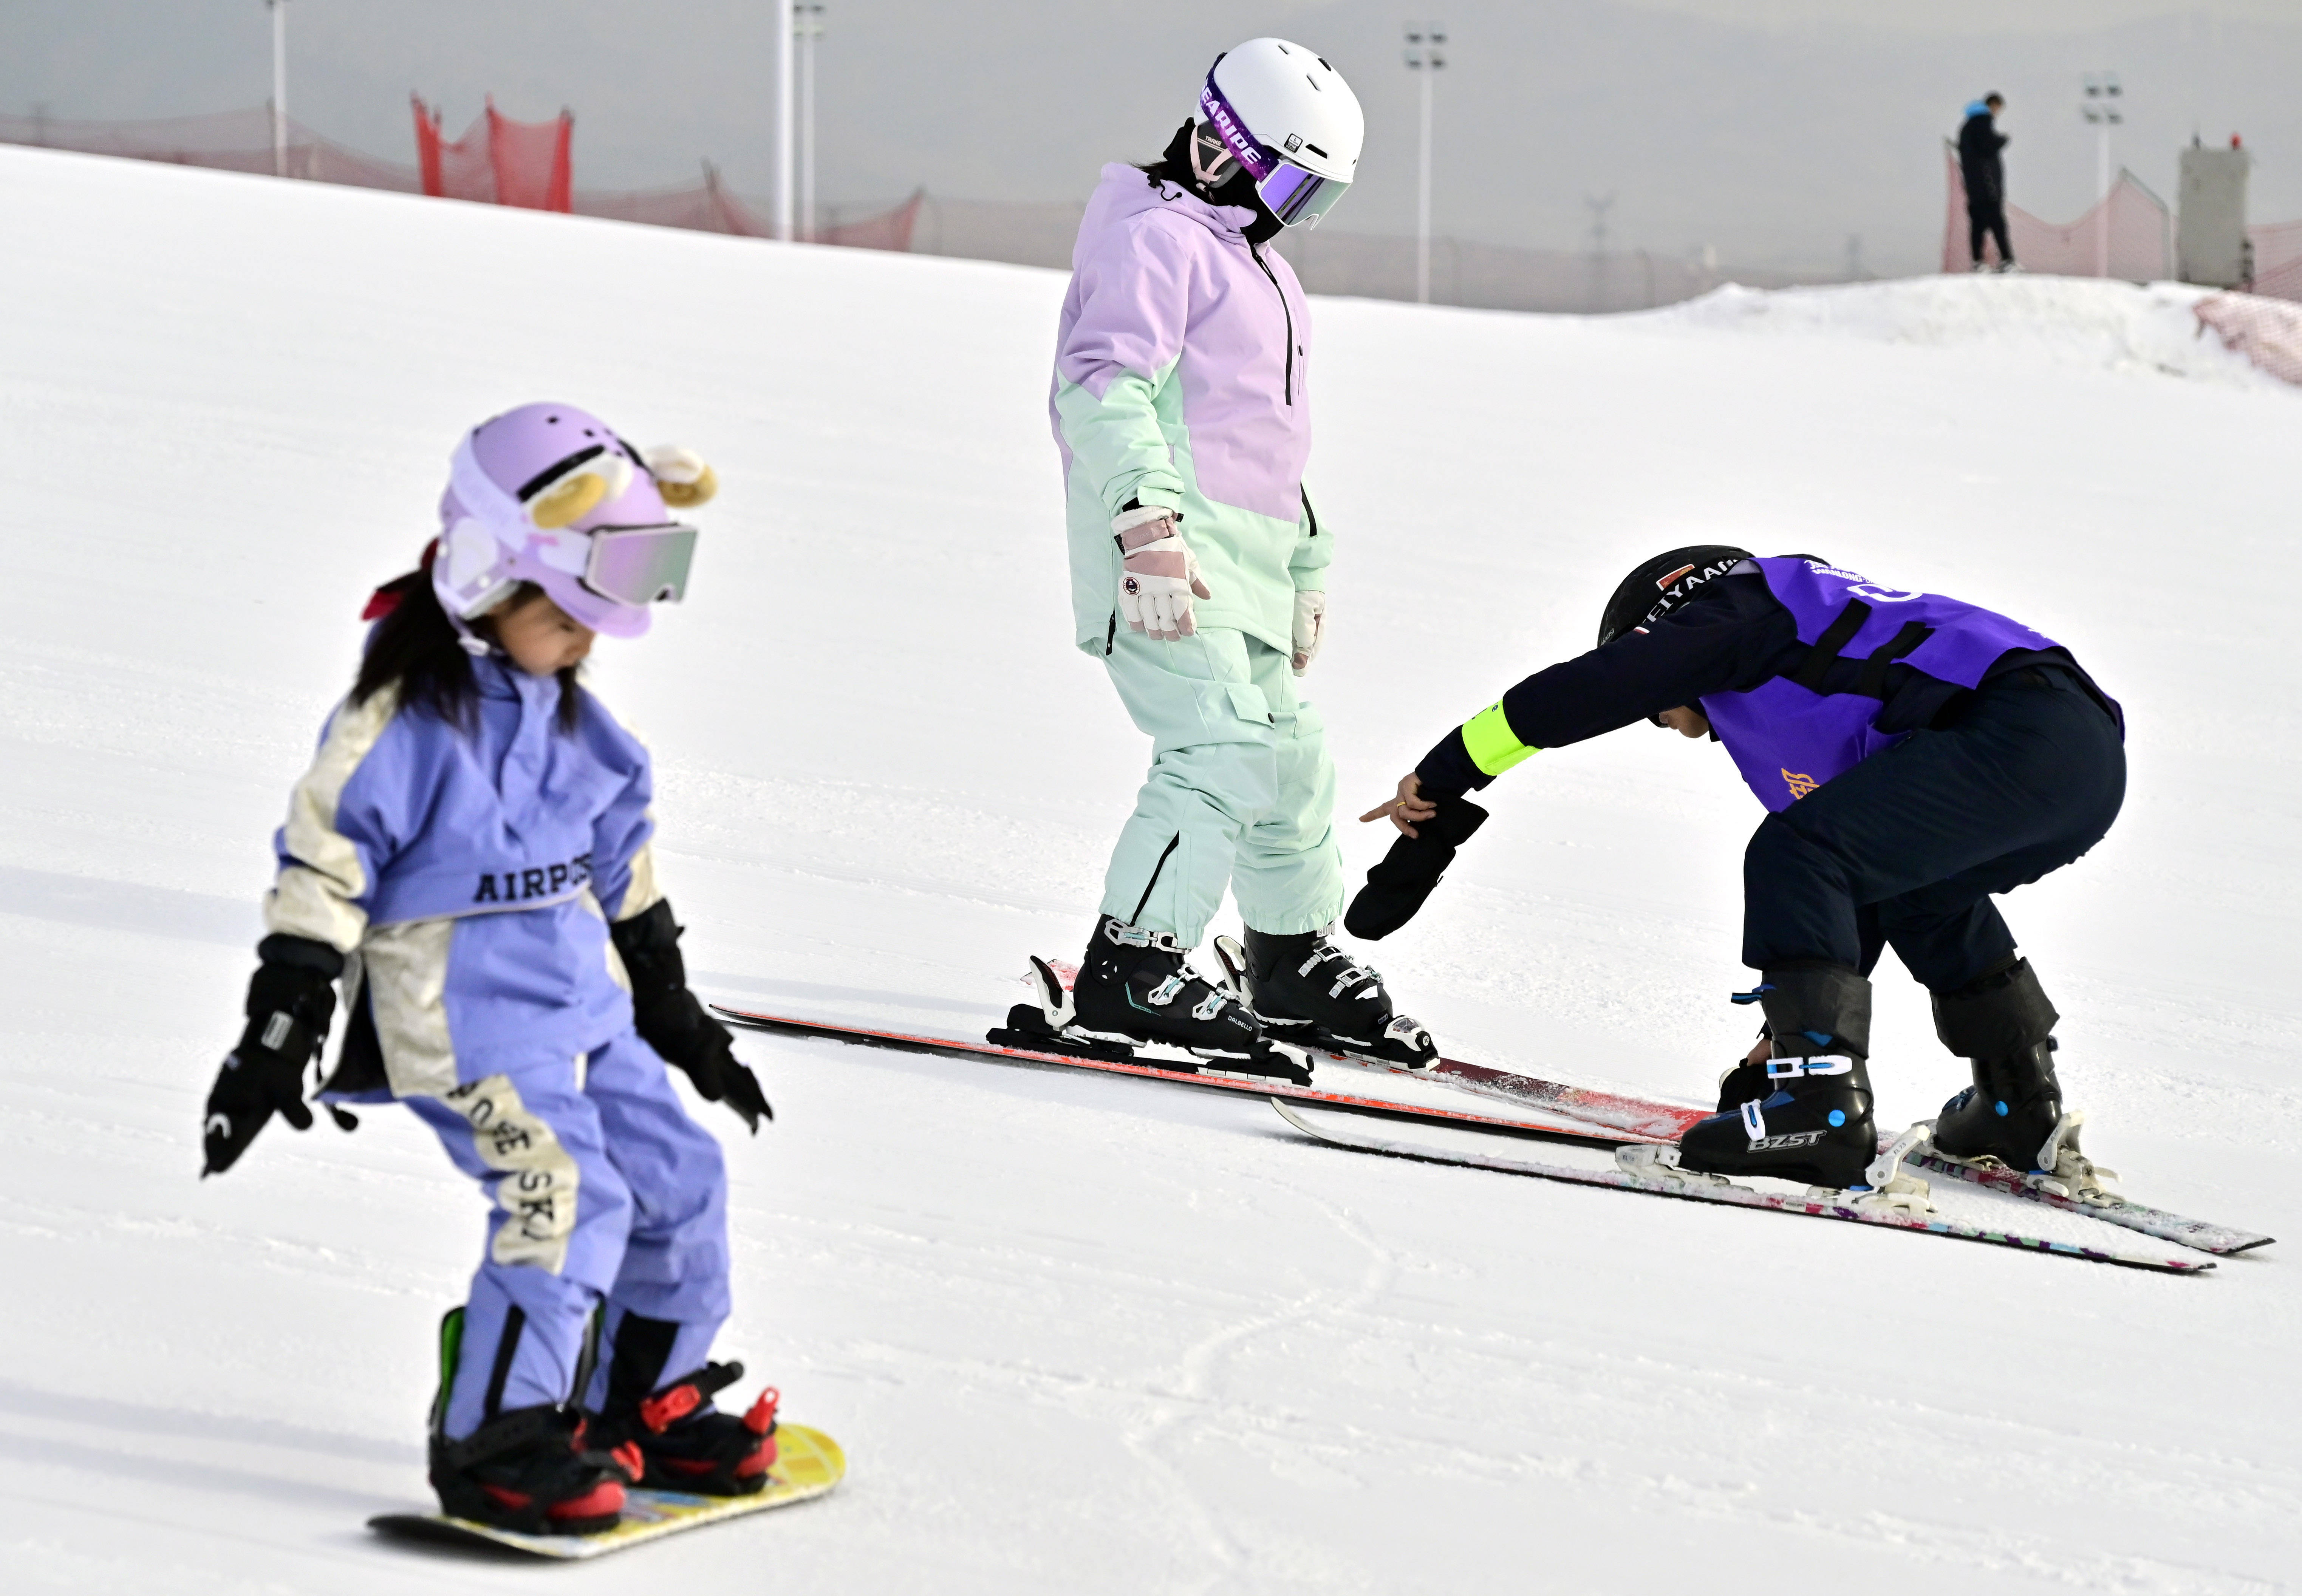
[446,607,495,658]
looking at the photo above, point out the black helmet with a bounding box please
[1597,546,1755,647]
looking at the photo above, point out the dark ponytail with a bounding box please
[352,574,585,733]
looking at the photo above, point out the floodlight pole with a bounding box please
[2082,71,2123,278]
[798,4,824,242]
[774,0,795,241]
[268,0,287,177]
[1403,21,1446,305]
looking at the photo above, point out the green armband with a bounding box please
[1462,701,1538,778]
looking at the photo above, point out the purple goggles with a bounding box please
[1197,78,1351,228]
[582,523,698,606]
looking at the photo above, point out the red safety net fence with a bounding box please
[2188,221,2302,387]
[1940,145,2171,279]
[0,105,419,190]
[0,104,918,250]
[581,170,922,248]
[413,97,571,211]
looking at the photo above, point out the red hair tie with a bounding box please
[360,539,441,620]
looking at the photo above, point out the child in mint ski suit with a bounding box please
[201,404,779,1535]
[1053,156,1338,943]
[1048,82,1434,1069]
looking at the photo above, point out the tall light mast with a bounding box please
[268,0,288,177]
[2082,72,2124,277]
[774,0,795,240]
[1403,21,1446,305]
[798,4,825,240]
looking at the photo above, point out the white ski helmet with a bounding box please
[1197,38,1364,229]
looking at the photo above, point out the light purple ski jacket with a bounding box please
[265,655,662,1098]
[1051,163,1330,657]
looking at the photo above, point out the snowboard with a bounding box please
[367,1422,844,1559]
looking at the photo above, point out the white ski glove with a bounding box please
[1291,589,1327,676]
[1113,506,1212,642]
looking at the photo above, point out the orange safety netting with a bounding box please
[413,97,571,212]
[0,105,419,190]
[1940,145,2171,280]
[582,170,922,248]
[0,105,917,250]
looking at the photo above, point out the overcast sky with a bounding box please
[5,0,2299,273]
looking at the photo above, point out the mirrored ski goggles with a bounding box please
[1255,162,1350,228]
[581,523,698,605]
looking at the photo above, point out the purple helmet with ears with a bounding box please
[434,402,705,639]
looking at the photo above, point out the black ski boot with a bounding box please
[431,1406,634,1533]
[1222,927,1437,1070]
[593,1367,779,1496]
[1929,958,2067,1171]
[425,1310,631,1534]
[1675,966,1877,1189]
[585,1312,778,1496]
[1062,916,1308,1082]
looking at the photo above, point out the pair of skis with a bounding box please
[713,979,2271,1274]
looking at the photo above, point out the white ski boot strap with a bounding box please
[2030,1111,2119,1203]
[1101,920,1187,956]
[1296,939,1381,1002]
[1765,1053,1855,1080]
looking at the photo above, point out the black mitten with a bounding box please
[1343,796,1490,941]
[203,943,340,1175]
[612,900,772,1133]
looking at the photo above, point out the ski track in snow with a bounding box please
[0,143,2297,1592]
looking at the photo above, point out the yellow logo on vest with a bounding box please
[1782,769,1819,801]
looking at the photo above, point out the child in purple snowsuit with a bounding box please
[201,403,780,1535]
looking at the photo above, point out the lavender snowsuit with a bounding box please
[1050,164,1342,941]
[268,657,729,1438]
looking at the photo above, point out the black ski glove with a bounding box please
[203,940,341,1176]
[1343,796,1490,941]
[612,899,771,1134]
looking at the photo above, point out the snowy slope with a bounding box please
[0,142,2296,1594]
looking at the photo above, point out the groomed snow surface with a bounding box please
[1,143,2295,1593]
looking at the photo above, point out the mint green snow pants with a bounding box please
[1098,626,1345,947]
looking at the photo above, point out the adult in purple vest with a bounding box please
[1355,546,2125,1194]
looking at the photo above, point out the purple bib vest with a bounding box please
[1699,557,2059,812]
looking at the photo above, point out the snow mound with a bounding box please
[1641,274,2273,385]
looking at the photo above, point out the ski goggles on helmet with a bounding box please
[580,523,698,606]
[1197,78,1351,229]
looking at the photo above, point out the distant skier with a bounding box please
[1047,38,1436,1070]
[200,404,781,1535]
[1959,93,2017,271]
[1360,549,2125,1193]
